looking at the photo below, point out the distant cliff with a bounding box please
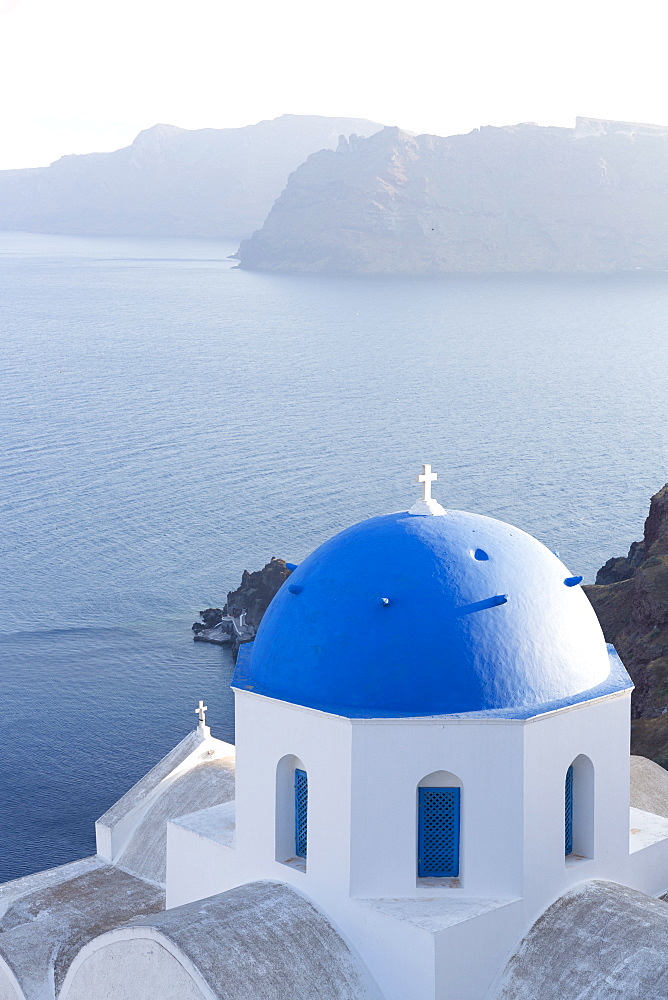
[0,115,381,239]
[584,484,668,766]
[236,118,668,274]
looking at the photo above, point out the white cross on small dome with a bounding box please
[409,463,447,516]
[417,464,438,502]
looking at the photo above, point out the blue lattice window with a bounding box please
[418,787,460,877]
[295,768,308,859]
[565,765,574,856]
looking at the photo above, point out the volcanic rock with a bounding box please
[584,484,668,766]
[226,558,293,630]
[192,608,225,632]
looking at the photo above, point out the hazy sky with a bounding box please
[1,0,666,169]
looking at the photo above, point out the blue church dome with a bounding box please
[233,481,613,718]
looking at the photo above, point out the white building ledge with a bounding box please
[629,806,668,853]
[171,801,236,849]
[565,853,592,868]
[356,895,518,933]
[280,857,307,873]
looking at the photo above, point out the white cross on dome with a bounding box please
[417,464,438,502]
[409,463,447,516]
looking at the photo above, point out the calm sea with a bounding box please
[1,230,667,882]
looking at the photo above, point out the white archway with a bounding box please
[275,753,308,868]
[565,754,595,860]
[60,928,215,1000]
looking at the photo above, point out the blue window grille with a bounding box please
[565,765,574,856]
[295,768,308,859]
[418,787,460,877]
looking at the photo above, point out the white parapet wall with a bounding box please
[96,727,234,864]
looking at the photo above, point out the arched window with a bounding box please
[417,771,462,879]
[275,754,307,869]
[565,755,594,860]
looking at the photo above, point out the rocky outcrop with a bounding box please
[0,115,381,239]
[236,118,668,274]
[595,541,645,585]
[192,608,225,633]
[226,558,292,630]
[192,557,293,644]
[584,484,668,765]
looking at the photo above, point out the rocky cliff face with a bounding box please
[584,484,668,766]
[236,118,668,274]
[226,557,292,630]
[0,115,381,239]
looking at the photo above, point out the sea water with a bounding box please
[0,230,667,881]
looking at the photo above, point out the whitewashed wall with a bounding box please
[168,684,666,1000]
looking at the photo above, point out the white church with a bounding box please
[2,466,668,1000]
